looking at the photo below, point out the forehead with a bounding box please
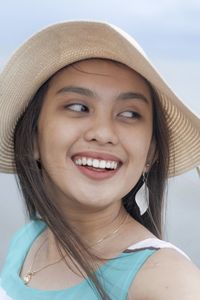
[48,59,151,96]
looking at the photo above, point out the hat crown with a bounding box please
[0,20,200,175]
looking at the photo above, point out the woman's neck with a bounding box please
[45,203,132,260]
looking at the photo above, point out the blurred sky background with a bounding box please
[0,0,200,269]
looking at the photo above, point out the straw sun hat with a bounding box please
[0,20,200,176]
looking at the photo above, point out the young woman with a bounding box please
[0,21,200,300]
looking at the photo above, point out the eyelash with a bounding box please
[66,103,89,112]
[65,103,141,119]
[120,111,141,118]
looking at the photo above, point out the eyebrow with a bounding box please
[116,92,149,103]
[56,86,149,104]
[56,86,95,97]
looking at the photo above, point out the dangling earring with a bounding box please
[135,165,150,215]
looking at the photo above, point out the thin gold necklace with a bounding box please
[88,212,128,248]
[23,212,128,285]
[23,238,62,285]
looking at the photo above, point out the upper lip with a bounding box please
[71,151,123,163]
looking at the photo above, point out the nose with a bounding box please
[83,115,119,145]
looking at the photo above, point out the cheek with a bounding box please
[37,120,70,161]
[124,131,152,188]
[121,125,152,159]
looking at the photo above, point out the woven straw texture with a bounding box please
[0,21,200,176]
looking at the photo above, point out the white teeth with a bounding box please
[82,157,87,165]
[74,157,120,170]
[75,159,81,165]
[99,160,106,169]
[110,161,115,169]
[105,161,111,169]
[87,158,93,166]
[93,159,99,168]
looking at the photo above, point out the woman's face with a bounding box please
[34,59,154,210]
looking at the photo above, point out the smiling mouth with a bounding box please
[71,156,122,180]
[72,156,121,169]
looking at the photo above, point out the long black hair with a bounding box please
[14,60,170,299]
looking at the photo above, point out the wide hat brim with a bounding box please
[0,20,200,176]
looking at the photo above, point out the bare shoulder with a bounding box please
[127,247,200,300]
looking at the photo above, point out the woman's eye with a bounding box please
[119,111,141,119]
[66,103,88,112]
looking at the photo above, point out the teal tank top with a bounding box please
[0,220,157,300]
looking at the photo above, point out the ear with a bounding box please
[145,139,158,172]
[33,134,40,161]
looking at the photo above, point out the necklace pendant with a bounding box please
[23,272,33,285]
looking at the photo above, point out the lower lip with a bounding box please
[74,164,121,180]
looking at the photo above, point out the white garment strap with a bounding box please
[127,238,191,261]
[0,286,12,300]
